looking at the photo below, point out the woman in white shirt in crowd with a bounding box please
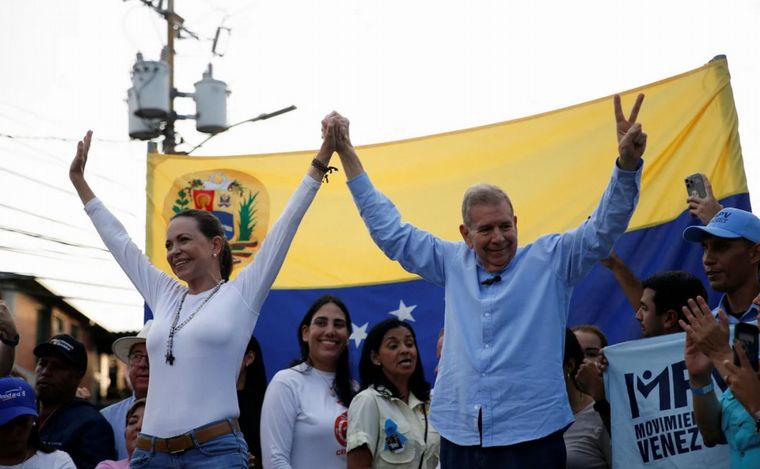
[347,318,440,469]
[260,295,356,468]
[68,116,339,468]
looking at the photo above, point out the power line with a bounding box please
[0,134,141,191]
[0,167,74,196]
[64,295,143,307]
[0,203,92,232]
[0,133,128,144]
[0,245,111,262]
[0,225,109,252]
[36,275,137,291]
[0,149,138,219]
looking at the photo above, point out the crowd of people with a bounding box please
[0,94,758,468]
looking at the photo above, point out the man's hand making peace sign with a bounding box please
[614,93,647,171]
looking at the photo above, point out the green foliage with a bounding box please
[237,191,258,241]
[171,179,204,214]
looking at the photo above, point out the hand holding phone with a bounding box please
[685,173,708,198]
[734,322,759,372]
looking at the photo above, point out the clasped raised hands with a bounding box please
[320,111,353,155]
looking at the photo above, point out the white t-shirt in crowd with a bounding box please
[0,450,76,469]
[260,363,350,469]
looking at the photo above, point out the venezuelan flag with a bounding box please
[146,57,749,380]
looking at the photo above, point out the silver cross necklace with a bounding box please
[165,280,225,365]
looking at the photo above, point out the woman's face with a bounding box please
[165,217,220,283]
[301,303,349,372]
[373,326,418,385]
[125,405,145,457]
[0,415,34,455]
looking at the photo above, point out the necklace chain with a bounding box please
[165,280,225,365]
[312,366,336,397]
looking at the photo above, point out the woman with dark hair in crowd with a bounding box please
[562,328,610,469]
[347,318,440,469]
[96,399,146,469]
[238,336,267,469]
[68,116,339,468]
[260,295,356,468]
[0,376,75,468]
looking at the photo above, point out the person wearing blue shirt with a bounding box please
[326,94,647,468]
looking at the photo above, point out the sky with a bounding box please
[1,0,758,332]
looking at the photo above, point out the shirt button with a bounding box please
[484,313,491,318]
[485,344,490,348]
[481,372,486,377]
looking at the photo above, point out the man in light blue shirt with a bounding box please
[683,207,760,324]
[328,94,647,468]
[101,321,151,460]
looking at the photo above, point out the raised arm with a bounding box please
[329,112,449,286]
[686,174,723,224]
[555,95,645,284]
[333,113,364,180]
[69,130,96,205]
[233,115,338,312]
[68,131,176,309]
[614,93,647,171]
[600,251,643,311]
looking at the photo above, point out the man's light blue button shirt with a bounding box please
[347,163,641,447]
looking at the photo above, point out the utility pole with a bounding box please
[127,0,295,152]
[163,0,178,154]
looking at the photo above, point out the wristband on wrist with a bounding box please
[311,158,338,183]
[690,382,714,395]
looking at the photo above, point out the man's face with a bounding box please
[460,201,518,273]
[701,235,760,293]
[635,288,671,337]
[35,355,82,404]
[127,343,149,398]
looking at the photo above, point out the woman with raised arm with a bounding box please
[68,117,338,468]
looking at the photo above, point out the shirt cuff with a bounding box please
[83,197,103,214]
[614,158,644,174]
[346,172,372,196]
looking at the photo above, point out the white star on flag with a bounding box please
[350,322,369,348]
[389,300,417,322]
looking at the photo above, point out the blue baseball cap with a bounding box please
[683,208,760,244]
[0,377,37,425]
